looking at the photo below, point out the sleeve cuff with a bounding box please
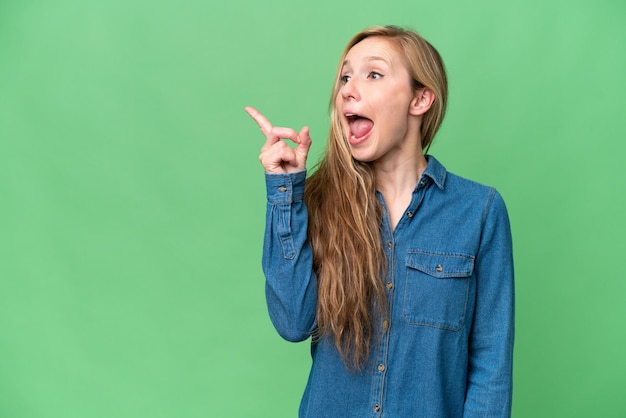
[265,170,307,203]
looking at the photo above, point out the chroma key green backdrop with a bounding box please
[1,0,625,417]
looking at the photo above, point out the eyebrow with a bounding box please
[342,56,390,66]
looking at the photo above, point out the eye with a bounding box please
[368,71,383,80]
[340,74,351,84]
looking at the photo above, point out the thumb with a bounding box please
[296,126,312,159]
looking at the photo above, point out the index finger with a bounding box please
[244,106,273,135]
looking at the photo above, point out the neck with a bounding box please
[374,152,428,199]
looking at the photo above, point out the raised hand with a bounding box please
[245,106,312,174]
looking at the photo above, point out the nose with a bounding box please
[340,78,360,101]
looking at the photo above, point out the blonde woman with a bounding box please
[246,25,514,418]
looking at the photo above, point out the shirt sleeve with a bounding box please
[463,189,515,418]
[262,171,318,342]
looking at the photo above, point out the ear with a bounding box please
[409,88,435,116]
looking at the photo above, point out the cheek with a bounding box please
[377,102,412,139]
[381,89,412,118]
[376,94,407,121]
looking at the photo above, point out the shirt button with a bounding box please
[386,282,393,290]
[374,404,381,412]
[387,242,393,250]
[436,264,443,272]
[382,320,389,330]
[278,186,287,192]
[407,211,413,218]
[420,180,426,186]
[378,364,385,372]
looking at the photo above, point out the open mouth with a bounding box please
[345,113,374,144]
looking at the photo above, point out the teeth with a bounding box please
[351,135,356,139]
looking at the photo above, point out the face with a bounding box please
[335,37,425,165]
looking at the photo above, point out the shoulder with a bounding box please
[427,156,496,197]
[427,156,508,219]
[446,170,494,195]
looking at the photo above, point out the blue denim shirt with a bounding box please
[263,156,514,418]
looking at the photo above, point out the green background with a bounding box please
[1,0,624,417]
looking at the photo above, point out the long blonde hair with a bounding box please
[304,26,448,370]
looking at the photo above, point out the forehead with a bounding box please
[343,37,402,65]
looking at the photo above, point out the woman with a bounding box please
[246,25,514,418]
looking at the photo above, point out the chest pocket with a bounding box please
[403,250,474,331]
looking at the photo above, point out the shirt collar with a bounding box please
[422,155,447,190]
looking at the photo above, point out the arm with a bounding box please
[463,189,515,418]
[263,171,318,342]
[245,106,316,342]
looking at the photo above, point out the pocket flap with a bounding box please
[406,250,474,278]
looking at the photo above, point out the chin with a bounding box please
[348,137,379,163]
[349,149,377,163]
